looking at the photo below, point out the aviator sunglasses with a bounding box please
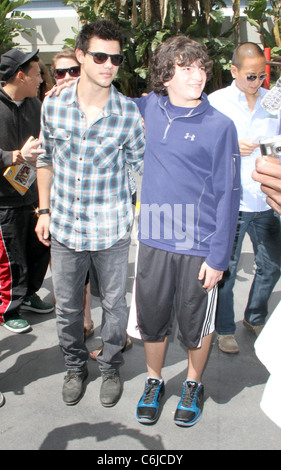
[246,73,268,82]
[86,51,124,66]
[54,66,80,79]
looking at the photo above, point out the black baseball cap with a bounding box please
[0,48,39,81]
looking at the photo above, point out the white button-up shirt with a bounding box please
[209,81,281,212]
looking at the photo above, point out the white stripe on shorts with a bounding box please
[197,284,218,348]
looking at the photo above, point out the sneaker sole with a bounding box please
[174,413,202,427]
[2,323,31,334]
[136,415,159,425]
[19,306,54,314]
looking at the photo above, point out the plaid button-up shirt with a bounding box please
[37,81,145,251]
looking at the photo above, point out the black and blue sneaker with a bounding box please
[174,380,204,427]
[136,378,165,424]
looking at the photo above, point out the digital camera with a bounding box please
[259,135,281,161]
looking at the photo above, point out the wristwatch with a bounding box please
[36,208,50,217]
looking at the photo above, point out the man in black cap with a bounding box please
[0,49,54,334]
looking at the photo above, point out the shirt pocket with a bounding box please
[49,128,72,161]
[93,136,124,169]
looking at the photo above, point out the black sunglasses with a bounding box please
[246,73,268,82]
[54,66,80,79]
[86,51,124,67]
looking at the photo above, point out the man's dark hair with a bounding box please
[75,20,123,53]
[149,35,213,96]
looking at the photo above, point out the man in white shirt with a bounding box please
[209,42,281,354]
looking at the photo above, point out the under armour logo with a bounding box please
[184,133,195,141]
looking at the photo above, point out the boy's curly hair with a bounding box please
[150,35,213,96]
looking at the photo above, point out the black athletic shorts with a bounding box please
[135,243,217,349]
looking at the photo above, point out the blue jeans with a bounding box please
[215,209,281,335]
[51,232,130,372]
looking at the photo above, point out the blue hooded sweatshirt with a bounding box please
[134,92,241,271]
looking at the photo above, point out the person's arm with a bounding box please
[0,140,43,169]
[252,157,281,215]
[0,143,24,169]
[205,121,241,273]
[196,121,240,291]
[35,98,54,246]
[45,79,76,97]
[20,137,45,167]
[35,166,53,246]
[124,101,146,174]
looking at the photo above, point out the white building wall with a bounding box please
[15,1,80,65]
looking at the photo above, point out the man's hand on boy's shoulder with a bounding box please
[45,79,77,98]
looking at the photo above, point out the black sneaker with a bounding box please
[62,369,88,406]
[174,380,204,427]
[136,378,165,424]
[19,293,54,314]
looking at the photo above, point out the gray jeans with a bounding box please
[51,232,130,372]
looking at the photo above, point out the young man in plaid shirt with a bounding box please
[36,20,145,407]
